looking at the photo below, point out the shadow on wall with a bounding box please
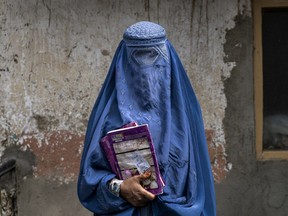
[0,146,35,215]
[0,158,17,215]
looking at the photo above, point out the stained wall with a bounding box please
[0,0,287,215]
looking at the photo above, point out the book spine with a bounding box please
[100,136,118,175]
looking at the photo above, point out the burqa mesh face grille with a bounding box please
[132,48,159,65]
[128,44,169,66]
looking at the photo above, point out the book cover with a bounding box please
[100,123,164,195]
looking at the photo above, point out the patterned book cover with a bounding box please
[100,123,164,195]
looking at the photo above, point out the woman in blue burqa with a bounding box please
[78,21,216,216]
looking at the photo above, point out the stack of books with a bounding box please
[100,122,164,195]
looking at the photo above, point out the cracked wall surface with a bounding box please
[0,0,243,183]
[219,14,288,216]
[1,0,286,216]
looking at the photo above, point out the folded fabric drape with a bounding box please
[77,21,216,216]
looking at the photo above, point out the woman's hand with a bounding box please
[120,173,156,207]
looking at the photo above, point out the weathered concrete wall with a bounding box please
[0,0,286,215]
[219,14,288,216]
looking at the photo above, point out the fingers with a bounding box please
[138,187,155,200]
[141,170,152,179]
[135,172,155,200]
[130,188,155,207]
[119,173,156,207]
[136,171,151,181]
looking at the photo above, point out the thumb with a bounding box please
[137,171,151,181]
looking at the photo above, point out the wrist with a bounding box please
[108,178,124,197]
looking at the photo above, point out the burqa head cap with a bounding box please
[123,21,167,46]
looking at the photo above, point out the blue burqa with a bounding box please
[77,21,216,216]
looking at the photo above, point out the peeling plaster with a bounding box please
[0,0,268,215]
[0,0,251,186]
[183,0,252,181]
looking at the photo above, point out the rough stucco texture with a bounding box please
[219,14,288,216]
[0,0,255,215]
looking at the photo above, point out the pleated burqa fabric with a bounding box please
[77,21,216,216]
